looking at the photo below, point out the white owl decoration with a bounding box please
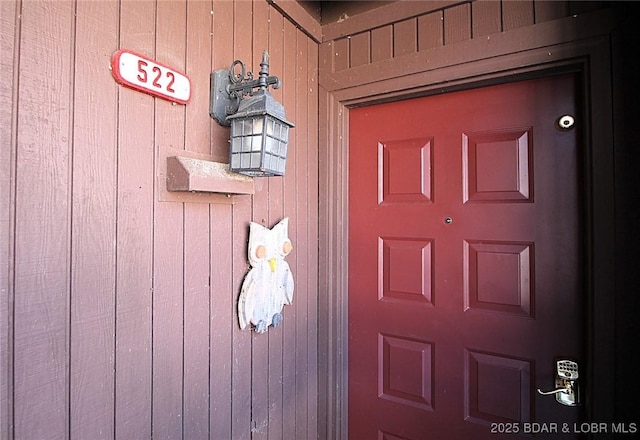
[238,218,294,333]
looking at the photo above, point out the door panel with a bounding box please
[348,74,583,439]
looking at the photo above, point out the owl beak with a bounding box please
[268,258,277,273]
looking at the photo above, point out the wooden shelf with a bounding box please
[166,156,254,195]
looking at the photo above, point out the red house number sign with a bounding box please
[111,49,191,104]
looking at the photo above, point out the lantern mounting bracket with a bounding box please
[210,51,281,126]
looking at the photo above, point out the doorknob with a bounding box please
[537,359,580,406]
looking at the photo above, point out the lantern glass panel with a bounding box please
[251,133,263,152]
[231,152,240,169]
[265,136,276,153]
[266,118,275,137]
[251,117,264,135]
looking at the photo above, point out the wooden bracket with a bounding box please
[166,156,255,195]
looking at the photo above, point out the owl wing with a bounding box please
[238,269,257,330]
[281,261,294,305]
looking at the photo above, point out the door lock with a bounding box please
[556,115,575,130]
[537,359,580,406]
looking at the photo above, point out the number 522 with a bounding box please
[137,60,176,93]
[110,49,191,104]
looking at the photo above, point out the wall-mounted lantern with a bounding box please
[210,51,294,177]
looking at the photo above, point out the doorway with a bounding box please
[348,74,585,439]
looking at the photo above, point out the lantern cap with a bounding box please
[226,89,294,127]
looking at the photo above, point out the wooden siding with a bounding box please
[320,0,610,92]
[1,1,318,439]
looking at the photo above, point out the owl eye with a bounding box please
[255,245,267,260]
[282,240,293,256]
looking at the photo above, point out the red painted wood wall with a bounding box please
[0,1,318,439]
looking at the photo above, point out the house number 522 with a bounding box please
[137,60,176,93]
[111,49,191,105]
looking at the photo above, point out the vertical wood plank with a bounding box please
[333,37,350,72]
[231,1,254,439]
[210,0,233,163]
[393,18,417,57]
[152,1,186,439]
[69,1,118,439]
[115,1,155,438]
[444,2,471,45]
[267,6,285,439]
[281,16,298,439]
[306,35,320,440]
[183,203,210,440]
[209,203,233,440]
[250,1,270,439]
[209,1,234,436]
[503,0,534,31]
[350,32,370,68]
[535,0,569,23]
[0,0,17,437]
[418,11,444,51]
[13,1,74,438]
[371,25,393,62]
[319,41,334,80]
[183,2,214,440]
[294,26,310,440]
[472,0,502,38]
[185,0,213,157]
[232,197,253,440]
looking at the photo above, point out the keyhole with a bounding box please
[444,217,453,224]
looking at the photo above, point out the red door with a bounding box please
[348,74,584,439]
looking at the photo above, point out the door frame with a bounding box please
[318,36,616,440]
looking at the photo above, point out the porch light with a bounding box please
[210,51,294,177]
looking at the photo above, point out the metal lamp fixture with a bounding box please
[210,51,294,177]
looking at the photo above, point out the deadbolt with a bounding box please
[537,359,580,406]
[556,115,575,130]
